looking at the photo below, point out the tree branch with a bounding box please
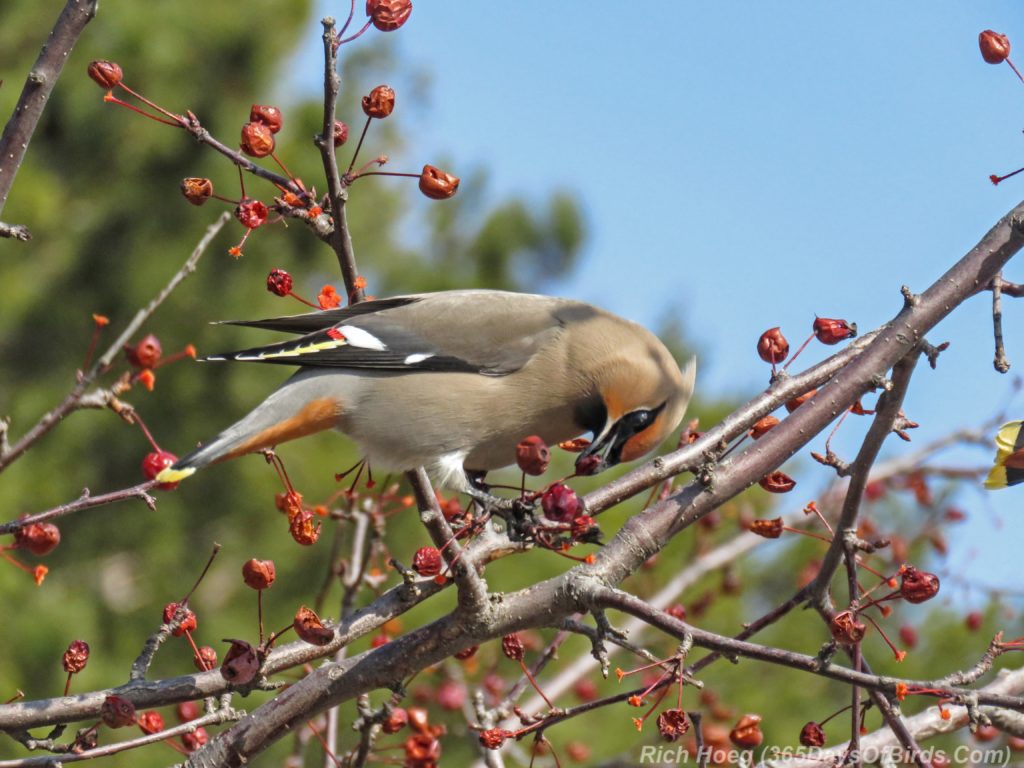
[0,0,99,220]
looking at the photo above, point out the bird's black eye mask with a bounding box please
[577,400,667,470]
[604,401,667,464]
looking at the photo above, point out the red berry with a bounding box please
[137,710,164,735]
[540,483,579,522]
[756,327,788,364]
[412,546,443,576]
[162,602,197,636]
[176,701,200,722]
[88,60,123,89]
[980,30,1011,64]
[813,316,857,345]
[294,605,334,646]
[899,565,940,604]
[366,0,412,31]
[332,120,349,146]
[266,268,293,297]
[100,695,136,728]
[142,450,179,490]
[241,558,276,590]
[362,85,396,118]
[240,121,275,158]
[126,334,163,369]
[180,177,213,206]
[15,522,60,556]
[418,164,460,200]
[220,639,260,685]
[729,714,764,748]
[515,435,551,475]
[234,199,269,229]
[249,104,283,134]
[182,726,208,752]
[62,640,90,674]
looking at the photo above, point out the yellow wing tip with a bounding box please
[155,466,196,484]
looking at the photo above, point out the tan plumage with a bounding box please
[157,290,696,491]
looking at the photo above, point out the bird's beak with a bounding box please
[575,420,626,475]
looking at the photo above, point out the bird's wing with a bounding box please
[205,290,577,376]
[217,296,420,334]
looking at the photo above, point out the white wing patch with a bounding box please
[338,325,387,351]
[403,353,435,365]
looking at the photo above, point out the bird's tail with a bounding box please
[155,372,344,485]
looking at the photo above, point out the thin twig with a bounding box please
[0,213,229,473]
[993,272,1011,373]
[315,17,364,301]
[0,482,158,536]
[0,0,99,217]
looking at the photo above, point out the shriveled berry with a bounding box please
[62,640,90,674]
[289,508,321,546]
[162,602,197,636]
[235,199,269,229]
[126,334,162,368]
[899,565,940,604]
[294,605,334,646]
[266,268,293,297]
[657,708,690,742]
[88,60,123,89]
[101,695,136,728]
[980,30,1011,64]
[362,85,396,118]
[501,632,525,661]
[749,415,780,439]
[800,721,826,747]
[479,727,510,750]
[749,517,784,538]
[182,726,208,752]
[241,558,276,590]
[382,707,409,734]
[730,714,763,748]
[15,522,60,556]
[240,121,275,158]
[137,710,164,734]
[220,639,260,685]
[142,451,179,490]
[757,327,788,364]
[541,483,579,522]
[418,164,460,200]
[813,316,857,345]
[515,435,550,475]
[180,177,213,206]
[332,120,349,146]
[249,104,283,134]
[407,707,431,735]
[758,471,796,494]
[404,733,441,764]
[366,0,412,31]
[785,389,816,412]
[412,546,442,576]
[574,453,601,476]
[829,611,867,645]
[194,645,218,671]
[454,644,478,660]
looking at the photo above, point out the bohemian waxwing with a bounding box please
[156,290,696,493]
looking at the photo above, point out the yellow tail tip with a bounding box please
[155,466,196,484]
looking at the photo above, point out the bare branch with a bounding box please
[0,0,99,217]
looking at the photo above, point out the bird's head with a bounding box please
[573,325,696,475]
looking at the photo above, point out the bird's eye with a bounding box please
[626,409,654,430]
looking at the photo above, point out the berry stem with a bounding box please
[782,333,815,371]
[345,117,373,176]
[103,92,181,127]
[336,19,372,47]
[1007,58,1024,85]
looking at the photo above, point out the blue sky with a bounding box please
[288,4,1024,597]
